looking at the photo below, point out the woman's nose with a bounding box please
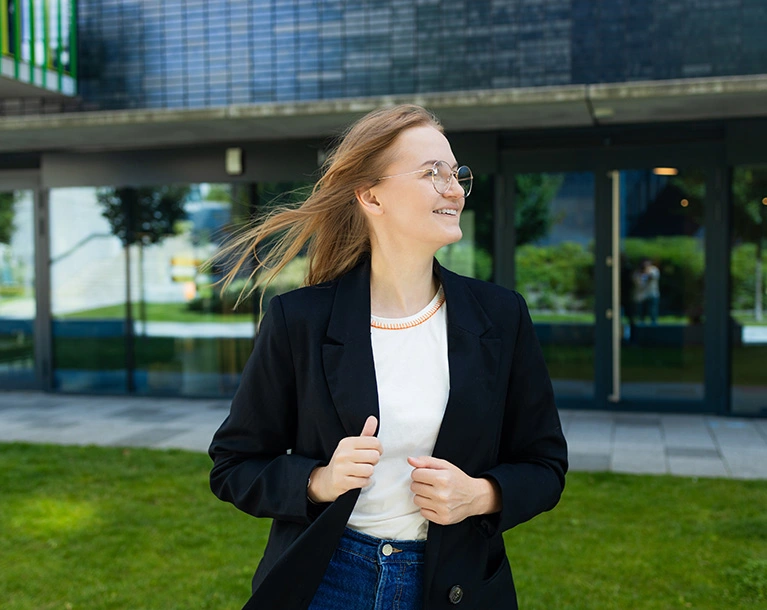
[444,176,465,199]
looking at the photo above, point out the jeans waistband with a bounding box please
[338,527,426,565]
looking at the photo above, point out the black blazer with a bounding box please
[209,258,568,610]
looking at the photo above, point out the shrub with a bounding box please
[731,242,767,311]
[516,242,594,312]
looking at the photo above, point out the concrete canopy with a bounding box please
[1,74,767,154]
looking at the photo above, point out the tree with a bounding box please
[0,191,15,245]
[732,168,767,321]
[674,168,767,321]
[97,186,190,330]
[514,173,565,246]
[97,186,190,247]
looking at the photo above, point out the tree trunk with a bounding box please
[139,243,147,335]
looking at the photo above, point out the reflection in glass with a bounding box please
[51,187,128,392]
[125,183,255,396]
[437,175,494,281]
[730,166,767,415]
[0,190,36,387]
[618,169,705,403]
[514,173,595,402]
[50,183,261,397]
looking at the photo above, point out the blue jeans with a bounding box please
[308,527,426,610]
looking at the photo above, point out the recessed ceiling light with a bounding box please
[653,167,679,176]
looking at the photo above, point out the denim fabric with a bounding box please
[308,527,426,610]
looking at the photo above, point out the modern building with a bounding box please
[1,0,765,416]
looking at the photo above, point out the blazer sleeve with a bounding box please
[209,295,325,524]
[479,291,568,535]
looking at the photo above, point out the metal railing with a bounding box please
[0,0,77,93]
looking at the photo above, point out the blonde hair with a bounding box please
[217,104,442,306]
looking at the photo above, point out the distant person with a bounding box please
[208,105,568,610]
[637,258,660,325]
[631,264,647,324]
[632,258,660,324]
[620,255,636,341]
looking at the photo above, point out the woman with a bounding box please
[209,104,568,610]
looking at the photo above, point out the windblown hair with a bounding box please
[216,104,442,306]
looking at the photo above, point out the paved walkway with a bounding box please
[1,391,766,479]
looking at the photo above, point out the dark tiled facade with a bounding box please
[77,0,767,111]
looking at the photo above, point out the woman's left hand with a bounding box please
[408,456,501,526]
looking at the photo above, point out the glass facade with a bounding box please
[0,0,77,91]
[617,168,706,405]
[436,174,494,282]
[514,172,595,403]
[77,0,767,111]
[49,183,261,396]
[0,189,35,388]
[511,168,708,409]
[730,165,767,416]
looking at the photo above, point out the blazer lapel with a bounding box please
[321,258,380,438]
[423,262,502,598]
[432,262,502,468]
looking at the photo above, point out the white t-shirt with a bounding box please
[347,286,450,541]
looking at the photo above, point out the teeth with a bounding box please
[434,209,457,215]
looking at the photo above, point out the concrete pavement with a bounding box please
[1,391,766,479]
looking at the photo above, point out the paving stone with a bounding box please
[566,440,613,456]
[110,428,188,447]
[568,452,611,472]
[0,420,29,441]
[661,416,717,449]
[719,450,767,479]
[666,447,720,459]
[668,456,728,478]
[708,421,767,450]
[611,450,668,475]
[156,427,219,452]
[615,415,662,426]
[566,419,614,444]
[614,423,664,448]
[2,391,766,479]
[111,407,186,423]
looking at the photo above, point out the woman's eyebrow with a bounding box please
[419,160,459,169]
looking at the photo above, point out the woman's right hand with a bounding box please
[307,415,382,503]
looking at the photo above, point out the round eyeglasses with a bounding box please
[377,160,473,197]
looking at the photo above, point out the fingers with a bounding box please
[408,455,449,469]
[360,415,378,437]
[336,447,381,467]
[411,494,450,525]
[322,420,383,500]
[339,435,383,456]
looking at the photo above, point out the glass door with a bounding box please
[0,189,37,388]
[730,165,767,416]
[513,172,596,407]
[607,168,707,409]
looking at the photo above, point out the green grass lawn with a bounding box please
[1,444,766,609]
[58,302,254,324]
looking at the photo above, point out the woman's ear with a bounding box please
[355,186,384,217]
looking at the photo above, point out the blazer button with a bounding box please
[448,585,463,604]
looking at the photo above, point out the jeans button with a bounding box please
[382,543,393,556]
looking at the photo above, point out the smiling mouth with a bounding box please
[434,209,458,216]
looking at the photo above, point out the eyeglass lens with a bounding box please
[433,161,473,197]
